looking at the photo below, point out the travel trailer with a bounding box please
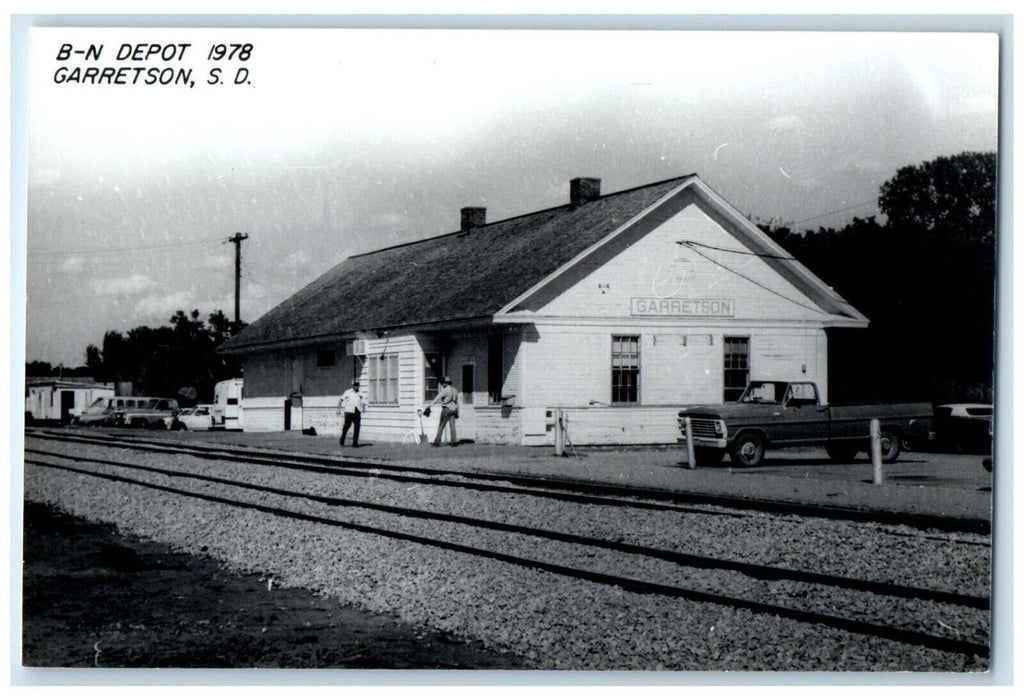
[213,378,244,430]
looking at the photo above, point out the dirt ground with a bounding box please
[20,500,530,669]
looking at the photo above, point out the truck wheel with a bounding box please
[880,430,901,463]
[694,447,725,465]
[730,433,765,468]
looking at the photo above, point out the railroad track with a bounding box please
[25,428,992,535]
[24,431,991,660]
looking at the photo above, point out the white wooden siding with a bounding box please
[560,406,680,445]
[539,203,830,323]
[520,323,822,410]
[242,396,287,432]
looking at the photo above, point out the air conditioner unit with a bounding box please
[351,339,369,356]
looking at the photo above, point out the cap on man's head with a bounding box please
[352,380,360,386]
[442,376,452,384]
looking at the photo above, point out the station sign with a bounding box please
[630,297,736,317]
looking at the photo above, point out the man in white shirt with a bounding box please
[338,380,367,447]
[427,375,459,447]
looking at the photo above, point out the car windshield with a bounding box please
[738,381,788,404]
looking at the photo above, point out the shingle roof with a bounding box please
[221,176,692,352]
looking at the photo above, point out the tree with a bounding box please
[82,309,239,401]
[762,154,996,404]
[878,151,997,244]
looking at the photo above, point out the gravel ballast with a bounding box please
[23,438,991,672]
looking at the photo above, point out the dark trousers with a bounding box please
[432,406,458,446]
[341,410,361,446]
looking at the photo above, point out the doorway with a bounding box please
[60,391,74,425]
[459,363,476,442]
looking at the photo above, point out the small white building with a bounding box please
[220,174,868,445]
[25,377,116,424]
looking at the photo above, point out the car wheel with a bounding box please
[729,433,765,468]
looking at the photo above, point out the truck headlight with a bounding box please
[714,420,726,437]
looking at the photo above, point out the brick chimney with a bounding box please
[570,177,601,208]
[460,207,486,232]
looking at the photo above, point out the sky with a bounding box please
[19,25,1000,368]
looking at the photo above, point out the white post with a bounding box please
[684,417,697,469]
[554,408,565,456]
[870,418,884,485]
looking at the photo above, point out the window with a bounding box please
[611,335,640,403]
[369,354,399,404]
[424,353,443,402]
[723,337,750,402]
[316,349,336,368]
[488,334,504,403]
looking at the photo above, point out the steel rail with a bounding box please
[27,447,988,609]
[27,456,990,659]
[28,428,992,535]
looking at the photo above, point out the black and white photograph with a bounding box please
[11,10,1009,685]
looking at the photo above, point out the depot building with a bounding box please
[219,174,868,445]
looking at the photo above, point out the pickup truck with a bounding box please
[677,380,933,467]
[113,397,179,429]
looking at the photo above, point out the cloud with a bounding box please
[59,256,86,273]
[767,114,804,132]
[133,291,192,318]
[91,273,156,296]
[370,212,411,230]
[282,250,312,270]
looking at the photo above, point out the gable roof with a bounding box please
[221,174,866,354]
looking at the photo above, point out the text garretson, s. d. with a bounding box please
[51,42,254,88]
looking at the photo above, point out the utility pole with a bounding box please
[227,232,249,333]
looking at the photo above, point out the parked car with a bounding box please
[75,396,117,426]
[933,403,993,454]
[677,380,934,467]
[165,404,216,431]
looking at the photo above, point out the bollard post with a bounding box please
[554,408,565,456]
[684,416,697,469]
[870,418,884,484]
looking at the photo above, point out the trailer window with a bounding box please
[611,335,640,404]
[724,337,750,402]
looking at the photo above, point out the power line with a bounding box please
[678,240,796,260]
[678,242,825,315]
[792,200,878,226]
[27,236,224,258]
